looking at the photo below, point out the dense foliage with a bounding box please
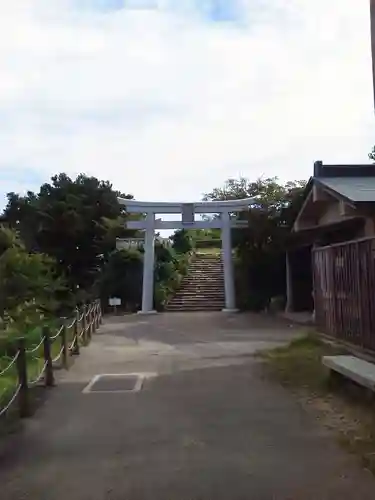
[171,229,192,254]
[0,227,65,337]
[2,173,134,302]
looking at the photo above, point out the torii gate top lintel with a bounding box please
[117,197,254,214]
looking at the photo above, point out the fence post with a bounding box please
[61,320,69,369]
[43,326,55,387]
[99,300,102,325]
[94,301,99,331]
[82,304,88,345]
[16,338,30,418]
[91,303,95,334]
[73,309,80,355]
[97,300,101,328]
[93,302,97,332]
[88,304,93,340]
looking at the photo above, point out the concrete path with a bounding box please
[1,312,375,499]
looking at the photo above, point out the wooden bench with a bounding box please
[322,355,375,391]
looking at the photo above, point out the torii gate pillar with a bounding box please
[141,212,157,314]
[221,211,236,312]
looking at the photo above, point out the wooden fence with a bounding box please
[0,300,102,419]
[313,237,375,351]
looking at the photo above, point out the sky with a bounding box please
[0,0,374,207]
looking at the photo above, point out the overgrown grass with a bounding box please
[260,333,375,474]
[259,333,344,392]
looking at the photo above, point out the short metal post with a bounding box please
[61,321,69,369]
[73,309,80,355]
[43,326,55,387]
[16,338,30,417]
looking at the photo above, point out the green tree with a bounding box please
[100,249,143,312]
[170,229,193,253]
[204,177,306,310]
[0,227,66,336]
[2,173,134,302]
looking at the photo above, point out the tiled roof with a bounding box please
[316,177,375,202]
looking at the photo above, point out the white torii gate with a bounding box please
[117,198,253,314]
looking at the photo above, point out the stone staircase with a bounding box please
[166,253,225,311]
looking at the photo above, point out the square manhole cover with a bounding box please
[83,373,152,394]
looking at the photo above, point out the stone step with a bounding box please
[170,294,224,298]
[184,276,222,280]
[170,304,225,308]
[166,255,225,311]
[178,290,224,293]
[174,292,224,295]
[170,297,225,302]
[182,279,224,283]
[166,304,225,311]
[169,296,225,302]
[179,283,224,288]
[187,270,222,273]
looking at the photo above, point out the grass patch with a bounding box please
[260,332,375,475]
[259,332,344,392]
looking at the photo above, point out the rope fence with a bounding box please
[0,299,102,419]
[0,352,19,378]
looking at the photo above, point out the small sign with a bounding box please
[109,297,121,306]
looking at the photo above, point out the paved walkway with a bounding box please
[1,312,375,499]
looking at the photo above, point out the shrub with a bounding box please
[171,229,192,254]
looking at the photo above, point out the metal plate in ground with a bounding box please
[82,373,154,394]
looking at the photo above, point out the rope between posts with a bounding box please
[28,361,48,387]
[26,336,46,354]
[50,324,64,341]
[0,384,21,418]
[68,336,77,351]
[52,346,64,363]
[85,320,94,332]
[0,352,20,377]
[66,319,76,329]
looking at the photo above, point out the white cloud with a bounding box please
[0,0,374,207]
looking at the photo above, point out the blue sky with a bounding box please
[0,0,374,208]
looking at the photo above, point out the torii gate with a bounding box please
[117,198,253,314]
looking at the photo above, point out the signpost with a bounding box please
[109,297,121,314]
